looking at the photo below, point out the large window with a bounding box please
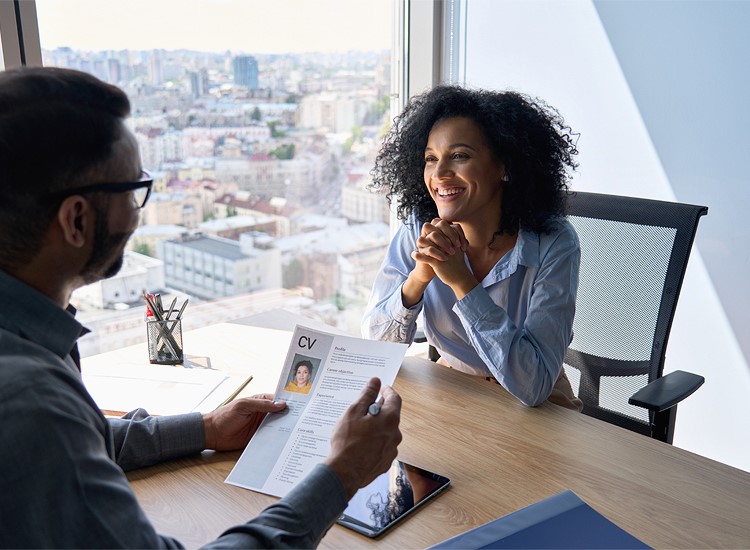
[26,0,397,354]
[451,0,750,472]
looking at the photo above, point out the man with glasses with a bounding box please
[0,67,402,548]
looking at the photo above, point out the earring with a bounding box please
[502,174,509,182]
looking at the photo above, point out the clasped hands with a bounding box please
[411,218,477,297]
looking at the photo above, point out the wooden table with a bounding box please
[127,352,750,548]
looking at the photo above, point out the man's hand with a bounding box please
[324,378,402,499]
[203,394,287,451]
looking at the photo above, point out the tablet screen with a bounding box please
[337,460,450,537]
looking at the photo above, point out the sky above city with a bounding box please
[36,0,393,53]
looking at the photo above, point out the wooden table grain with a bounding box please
[128,353,750,549]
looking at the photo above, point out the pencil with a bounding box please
[217,374,254,408]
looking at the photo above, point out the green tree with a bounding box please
[283,258,305,288]
[342,125,363,155]
[134,243,152,257]
[251,106,261,121]
[226,204,237,217]
[333,291,346,311]
[364,94,391,125]
[269,143,295,160]
[342,136,354,155]
[268,121,286,138]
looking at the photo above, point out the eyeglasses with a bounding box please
[50,170,154,209]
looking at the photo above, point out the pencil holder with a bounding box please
[147,319,184,365]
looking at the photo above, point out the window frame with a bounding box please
[0,0,42,68]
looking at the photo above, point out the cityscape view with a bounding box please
[42,46,394,356]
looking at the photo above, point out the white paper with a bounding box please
[225,324,407,497]
[82,362,240,416]
[81,323,294,416]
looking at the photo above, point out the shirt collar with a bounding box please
[482,228,542,284]
[0,269,89,361]
[514,227,542,268]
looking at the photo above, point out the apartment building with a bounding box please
[275,221,389,301]
[71,251,165,310]
[160,234,281,300]
[141,191,204,228]
[341,174,389,224]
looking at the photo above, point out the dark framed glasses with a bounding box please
[50,170,153,209]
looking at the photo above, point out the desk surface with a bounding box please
[125,320,750,548]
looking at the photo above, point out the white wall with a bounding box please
[458,0,750,472]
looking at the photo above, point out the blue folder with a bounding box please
[430,490,650,549]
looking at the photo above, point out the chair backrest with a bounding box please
[563,191,707,441]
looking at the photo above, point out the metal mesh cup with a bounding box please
[147,319,184,364]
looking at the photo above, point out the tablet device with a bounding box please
[337,459,451,537]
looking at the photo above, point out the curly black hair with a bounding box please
[370,85,579,235]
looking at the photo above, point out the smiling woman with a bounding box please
[362,84,583,411]
[422,116,505,234]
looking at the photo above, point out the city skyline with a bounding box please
[36,0,393,54]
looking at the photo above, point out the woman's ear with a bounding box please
[57,196,90,248]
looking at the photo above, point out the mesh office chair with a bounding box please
[563,191,708,443]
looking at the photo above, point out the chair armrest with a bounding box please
[413,329,441,361]
[628,370,705,413]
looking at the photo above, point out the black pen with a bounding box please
[161,298,190,340]
[173,298,189,320]
[164,297,178,319]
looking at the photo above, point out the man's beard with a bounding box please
[80,209,132,285]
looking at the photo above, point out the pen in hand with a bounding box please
[217,374,254,408]
[368,394,384,416]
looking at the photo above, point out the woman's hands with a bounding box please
[415,218,469,262]
[408,218,478,300]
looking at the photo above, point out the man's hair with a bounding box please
[0,67,131,269]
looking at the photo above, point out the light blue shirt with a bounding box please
[362,216,580,407]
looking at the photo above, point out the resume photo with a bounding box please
[283,354,320,395]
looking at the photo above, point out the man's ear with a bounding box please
[57,196,91,248]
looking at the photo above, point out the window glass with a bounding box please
[35,0,394,355]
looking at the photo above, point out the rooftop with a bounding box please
[276,222,388,254]
[133,224,187,237]
[172,235,247,260]
[199,214,274,231]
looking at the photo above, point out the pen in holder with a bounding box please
[147,318,183,364]
[143,292,188,365]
